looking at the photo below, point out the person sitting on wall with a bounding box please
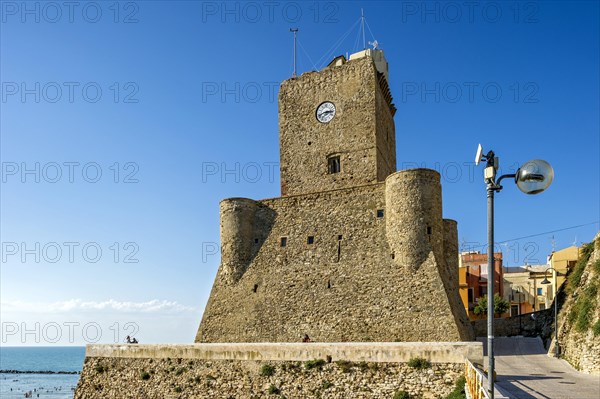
[302,334,311,343]
[126,336,139,344]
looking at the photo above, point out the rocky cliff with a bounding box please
[557,233,600,374]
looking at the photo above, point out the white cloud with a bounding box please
[1,299,197,314]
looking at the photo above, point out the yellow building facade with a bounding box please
[502,246,581,316]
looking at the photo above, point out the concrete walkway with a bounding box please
[481,337,600,399]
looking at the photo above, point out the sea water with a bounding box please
[0,347,85,399]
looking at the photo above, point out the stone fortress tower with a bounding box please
[197,49,473,343]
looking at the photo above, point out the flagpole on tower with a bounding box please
[290,28,298,77]
[361,9,366,49]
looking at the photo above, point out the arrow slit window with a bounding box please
[327,155,341,174]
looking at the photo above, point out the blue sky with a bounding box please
[1,1,598,345]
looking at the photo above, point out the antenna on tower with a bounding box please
[550,235,555,252]
[290,28,298,78]
[361,9,366,49]
[368,40,379,49]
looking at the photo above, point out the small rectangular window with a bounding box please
[307,236,314,245]
[537,288,543,295]
[479,286,486,297]
[327,156,340,174]
[510,305,519,316]
[338,235,343,240]
[427,226,432,234]
[280,237,287,247]
[254,238,259,244]
[377,209,384,218]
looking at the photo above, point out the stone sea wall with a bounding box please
[75,343,481,399]
[76,357,463,399]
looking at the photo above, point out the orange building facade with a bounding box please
[459,251,504,319]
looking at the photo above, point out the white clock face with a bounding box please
[316,101,336,123]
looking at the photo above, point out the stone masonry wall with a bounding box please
[75,357,463,399]
[197,170,473,343]
[470,309,553,338]
[278,56,395,196]
[75,343,482,399]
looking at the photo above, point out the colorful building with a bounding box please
[503,246,581,316]
[459,251,504,319]
[503,265,548,316]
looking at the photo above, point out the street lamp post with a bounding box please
[541,267,560,357]
[475,144,554,399]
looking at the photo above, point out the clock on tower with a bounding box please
[278,49,396,196]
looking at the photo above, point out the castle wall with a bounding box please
[75,343,481,399]
[441,219,473,336]
[197,170,473,343]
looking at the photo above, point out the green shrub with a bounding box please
[445,375,466,399]
[569,281,598,332]
[94,364,107,373]
[566,240,599,333]
[567,242,594,293]
[189,376,199,384]
[175,367,186,376]
[336,360,353,373]
[268,384,280,394]
[358,361,370,371]
[140,371,151,380]
[393,390,410,399]
[593,319,600,336]
[260,364,276,377]
[574,283,598,332]
[473,294,509,316]
[322,380,333,389]
[593,259,600,275]
[305,359,326,370]
[282,362,300,372]
[174,386,182,393]
[407,357,431,370]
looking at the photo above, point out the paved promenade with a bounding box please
[482,337,600,399]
